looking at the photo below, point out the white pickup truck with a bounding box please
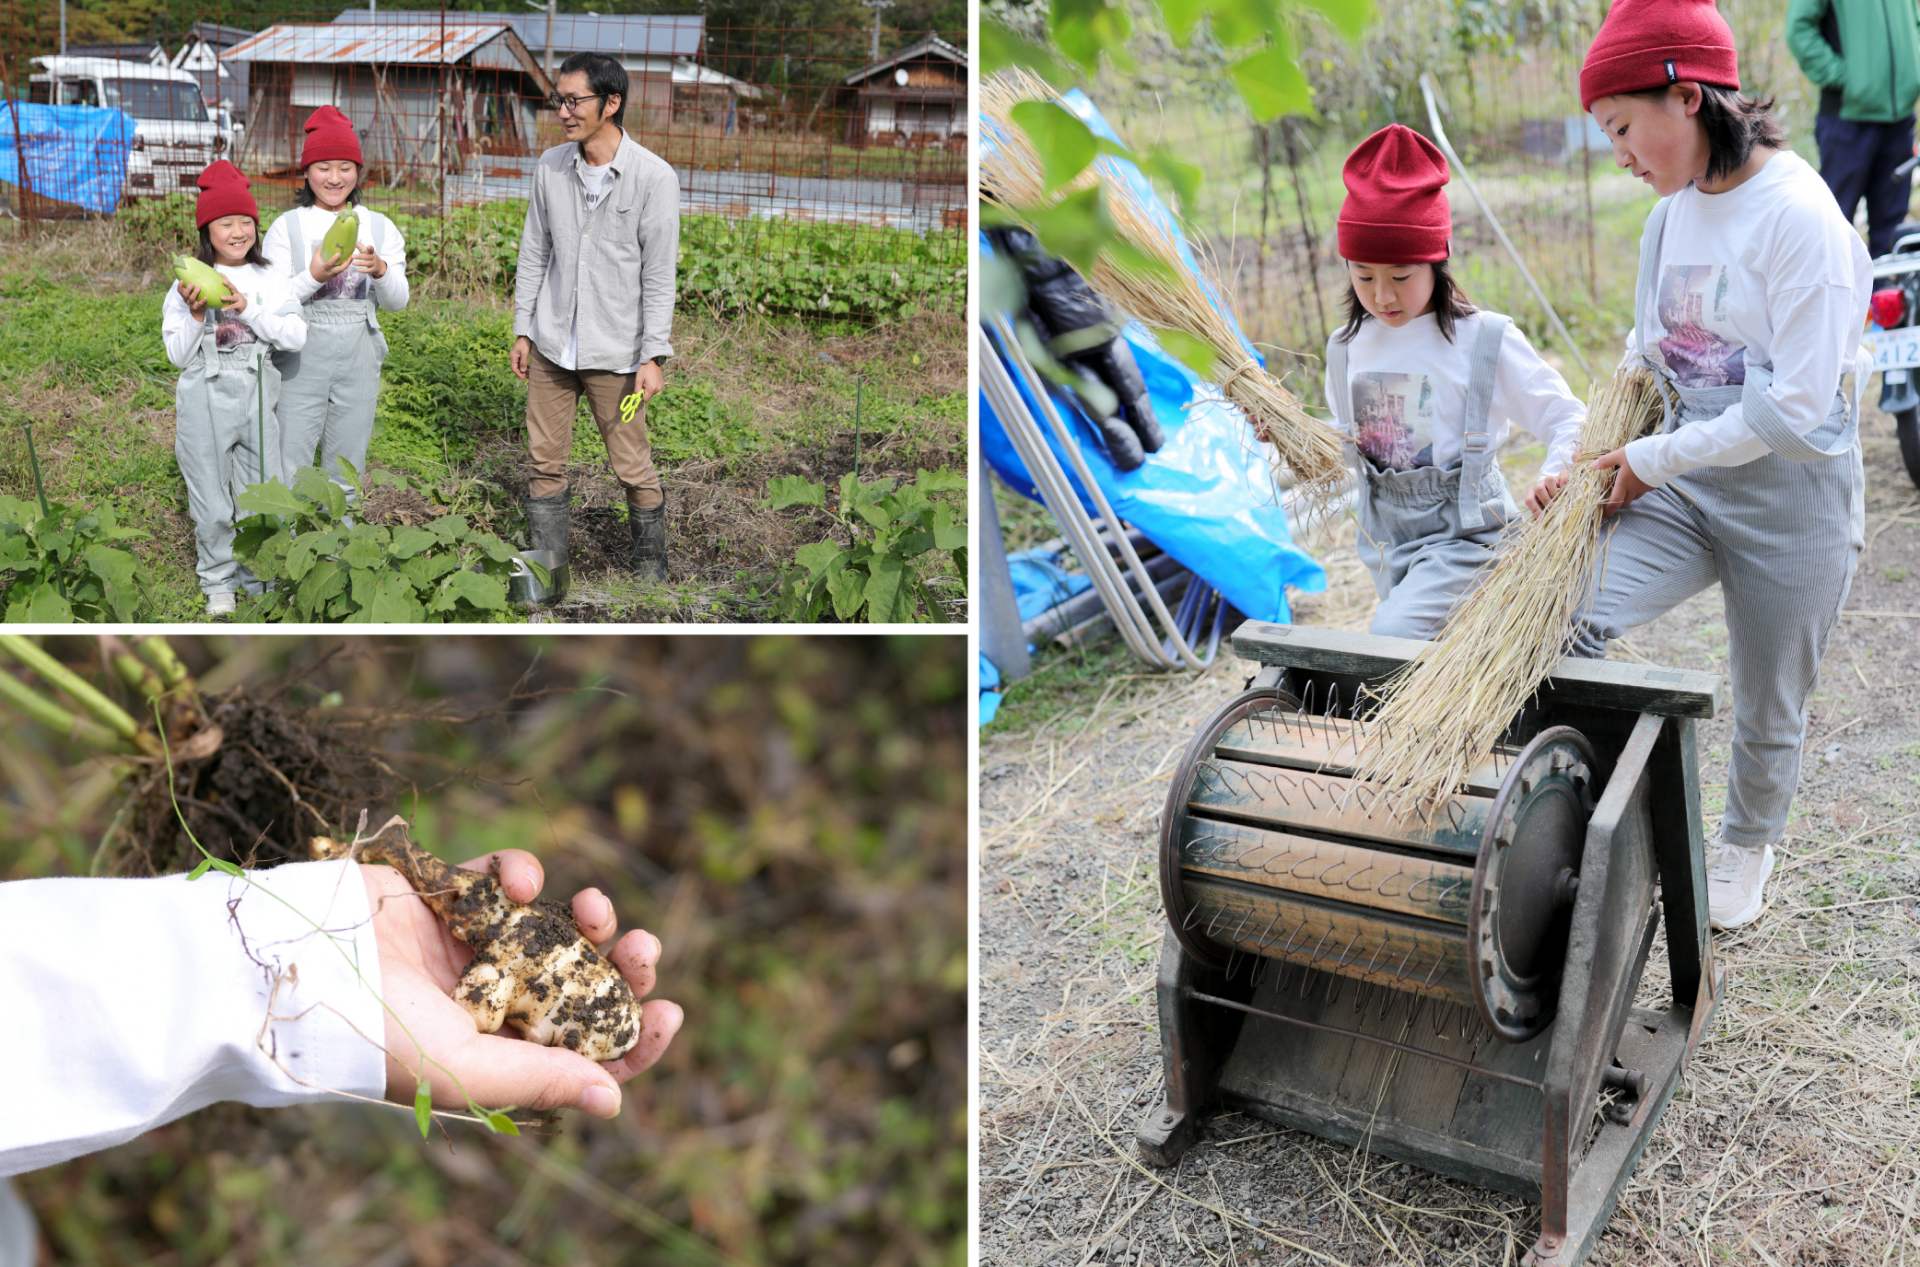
[27,56,222,199]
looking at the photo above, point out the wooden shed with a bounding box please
[220,22,552,181]
[841,34,966,150]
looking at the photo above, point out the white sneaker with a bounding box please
[205,591,237,617]
[1706,837,1775,931]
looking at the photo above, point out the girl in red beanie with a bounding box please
[1552,0,1870,931]
[1326,124,1587,640]
[261,105,409,498]
[162,159,309,618]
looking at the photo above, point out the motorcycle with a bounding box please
[1861,156,1920,489]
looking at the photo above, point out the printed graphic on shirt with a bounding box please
[211,311,257,350]
[313,265,372,303]
[1352,371,1436,471]
[1657,264,1746,388]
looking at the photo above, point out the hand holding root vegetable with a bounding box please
[321,822,683,1119]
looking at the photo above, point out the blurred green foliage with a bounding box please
[0,634,967,1267]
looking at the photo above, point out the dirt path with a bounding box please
[979,412,1920,1266]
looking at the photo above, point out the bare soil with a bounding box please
[979,412,1920,1266]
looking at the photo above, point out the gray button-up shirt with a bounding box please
[513,130,679,371]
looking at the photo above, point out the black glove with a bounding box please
[988,227,1164,470]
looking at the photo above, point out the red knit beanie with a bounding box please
[300,105,363,168]
[1581,0,1740,111]
[1337,125,1450,264]
[194,159,258,228]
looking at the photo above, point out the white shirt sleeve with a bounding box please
[236,268,308,354]
[371,211,409,312]
[161,283,202,370]
[0,859,388,1177]
[1626,281,1862,487]
[1492,324,1586,478]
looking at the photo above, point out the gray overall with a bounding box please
[175,315,281,597]
[1327,315,1519,640]
[1568,196,1866,848]
[273,210,387,493]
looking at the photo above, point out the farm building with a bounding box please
[333,10,712,129]
[841,34,966,148]
[173,22,252,120]
[220,23,552,180]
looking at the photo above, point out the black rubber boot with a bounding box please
[627,494,668,582]
[524,489,571,563]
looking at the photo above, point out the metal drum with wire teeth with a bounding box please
[1161,684,1597,1041]
[1138,622,1728,1267]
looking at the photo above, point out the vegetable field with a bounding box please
[0,199,967,623]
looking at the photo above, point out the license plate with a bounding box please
[1863,328,1920,373]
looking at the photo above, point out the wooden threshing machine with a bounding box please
[1139,622,1726,1266]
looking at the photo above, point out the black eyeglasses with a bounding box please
[549,93,606,115]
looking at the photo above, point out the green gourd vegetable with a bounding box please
[172,255,236,308]
[321,209,360,265]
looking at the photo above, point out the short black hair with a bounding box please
[1630,83,1785,184]
[558,52,627,127]
[196,223,267,269]
[1337,258,1476,344]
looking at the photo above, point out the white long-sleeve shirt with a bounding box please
[261,204,409,312]
[1626,150,1871,487]
[1323,310,1587,476]
[0,860,387,1177]
[161,261,308,369]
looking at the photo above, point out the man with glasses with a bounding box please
[511,52,680,581]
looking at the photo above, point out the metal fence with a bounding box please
[1079,0,1812,397]
[0,4,965,269]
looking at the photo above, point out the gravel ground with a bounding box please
[979,411,1920,1266]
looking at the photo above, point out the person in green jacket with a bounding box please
[1787,0,1920,255]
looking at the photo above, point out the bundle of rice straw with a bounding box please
[980,69,1349,503]
[1345,366,1668,819]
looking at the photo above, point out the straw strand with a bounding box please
[980,69,1350,504]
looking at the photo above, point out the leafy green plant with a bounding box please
[112,195,963,323]
[0,494,148,622]
[232,467,526,623]
[767,469,966,623]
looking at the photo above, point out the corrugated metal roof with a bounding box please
[223,22,509,66]
[333,10,703,58]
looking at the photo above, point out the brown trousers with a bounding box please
[524,345,663,509]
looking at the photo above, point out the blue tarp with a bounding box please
[1007,546,1092,624]
[979,653,1002,728]
[980,92,1326,624]
[0,103,136,216]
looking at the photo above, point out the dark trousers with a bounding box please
[1814,113,1916,257]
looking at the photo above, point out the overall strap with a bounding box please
[286,208,306,282]
[1455,312,1510,531]
[197,308,221,378]
[1633,195,1674,367]
[1325,333,1352,431]
[1324,332,1366,480]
